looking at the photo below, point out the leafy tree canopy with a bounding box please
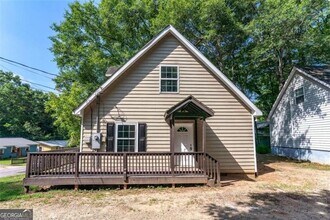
[49,0,330,143]
[0,71,66,141]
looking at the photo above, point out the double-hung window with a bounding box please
[160,66,179,93]
[115,123,138,152]
[294,87,304,104]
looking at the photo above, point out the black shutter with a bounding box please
[106,123,115,152]
[138,123,147,152]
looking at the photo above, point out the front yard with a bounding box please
[0,158,26,166]
[0,154,329,220]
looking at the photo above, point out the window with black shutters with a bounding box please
[107,122,147,152]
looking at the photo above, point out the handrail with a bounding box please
[26,152,220,183]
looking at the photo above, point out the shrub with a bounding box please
[257,145,271,154]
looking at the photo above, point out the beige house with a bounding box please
[74,25,262,175]
[23,26,262,191]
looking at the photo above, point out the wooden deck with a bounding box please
[23,152,220,191]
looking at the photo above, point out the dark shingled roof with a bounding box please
[299,65,330,86]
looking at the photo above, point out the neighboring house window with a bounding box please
[115,123,138,152]
[11,147,17,153]
[160,66,179,93]
[294,87,304,104]
[0,149,3,155]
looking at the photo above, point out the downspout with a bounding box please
[79,111,84,152]
[90,106,93,137]
[96,95,100,133]
[96,95,101,153]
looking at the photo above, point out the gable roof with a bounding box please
[268,66,330,120]
[73,25,262,117]
[0,137,38,148]
[164,95,214,121]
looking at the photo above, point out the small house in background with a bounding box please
[268,66,330,164]
[37,140,68,151]
[0,137,38,159]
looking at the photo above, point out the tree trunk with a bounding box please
[276,49,285,91]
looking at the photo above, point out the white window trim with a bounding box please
[294,86,305,104]
[114,122,138,152]
[159,65,180,94]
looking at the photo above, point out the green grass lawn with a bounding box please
[0,175,61,202]
[0,175,113,202]
[0,159,12,166]
[0,159,26,166]
[0,175,27,201]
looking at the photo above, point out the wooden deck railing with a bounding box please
[26,152,220,183]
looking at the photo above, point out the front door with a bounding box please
[174,123,195,167]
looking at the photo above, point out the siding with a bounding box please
[270,73,330,152]
[82,33,255,173]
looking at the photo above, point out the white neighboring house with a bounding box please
[268,66,330,164]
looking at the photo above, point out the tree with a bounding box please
[49,0,330,143]
[0,71,66,140]
[246,0,330,113]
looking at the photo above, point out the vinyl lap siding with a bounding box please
[271,73,330,152]
[82,33,255,173]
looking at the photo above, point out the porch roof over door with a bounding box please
[164,95,214,121]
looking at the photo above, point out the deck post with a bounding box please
[25,152,31,178]
[216,161,221,185]
[170,119,175,178]
[123,153,128,182]
[202,119,207,176]
[75,152,79,177]
[24,186,30,194]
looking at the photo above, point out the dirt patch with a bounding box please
[1,154,329,220]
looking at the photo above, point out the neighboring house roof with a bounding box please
[299,66,330,86]
[268,66,330,120]
[37,140,68,148]
[73,25,262,117]
[0,138,38,148]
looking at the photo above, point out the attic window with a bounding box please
[160,66,179,93]
[294,87,304,104]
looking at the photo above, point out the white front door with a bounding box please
[174,123,195,167]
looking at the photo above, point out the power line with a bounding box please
[30,86,55,93]
[0,59,53,79]
[21,79,59,91]
[0,64,60,92]
[0,56,59,76]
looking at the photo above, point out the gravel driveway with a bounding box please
[0,165,26,177]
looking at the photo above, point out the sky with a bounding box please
[0,0,74,93]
